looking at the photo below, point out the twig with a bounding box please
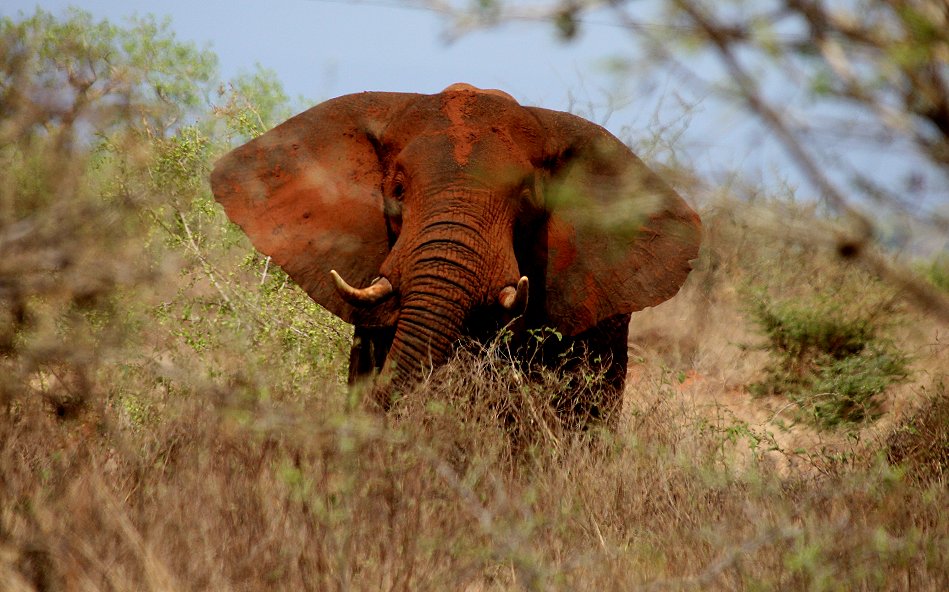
[148,209,315,338]
[176,211,233,308]
[260,256,270,287]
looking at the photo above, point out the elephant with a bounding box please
[210,83,702,423]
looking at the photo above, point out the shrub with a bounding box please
[746,287,910,428]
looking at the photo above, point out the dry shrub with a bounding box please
[389,334,621,460]
[886,381,949,486]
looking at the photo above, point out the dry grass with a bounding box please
[2,347,947,590]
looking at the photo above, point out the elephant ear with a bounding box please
[527,107,702,336]
[210,92,418,326]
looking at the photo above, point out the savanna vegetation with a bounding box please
[1,7,946,591]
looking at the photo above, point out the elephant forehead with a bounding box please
[440,92,544,166]
[386,92,543,170]
[441,90,478,167]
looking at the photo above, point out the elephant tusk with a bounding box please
[499,276,529,314]
[330,270,394,306]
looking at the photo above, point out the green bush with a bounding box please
[917,253,949,293]
[746,288,910,428]
[0,8,349,423]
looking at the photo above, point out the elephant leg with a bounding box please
[584,312,632,424]
[549,312,631,428]
[348,326,395,384]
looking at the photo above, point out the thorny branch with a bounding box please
[669,0,949,321]
[176,210,233,308]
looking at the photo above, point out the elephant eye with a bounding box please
[392,181,405,200]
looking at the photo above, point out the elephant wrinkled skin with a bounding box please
[210,83,702,423]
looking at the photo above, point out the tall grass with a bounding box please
[3,352,947,590]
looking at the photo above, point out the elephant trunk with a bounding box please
[374,211,500,403]
[382,286,469,393]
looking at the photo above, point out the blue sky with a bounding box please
[6,0,944,228]
[2,1,639,111]
[0,1,774,184]
[6,1,749,165]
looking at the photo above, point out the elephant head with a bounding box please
[210,83,701,402]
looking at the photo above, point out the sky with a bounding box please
[4,0,944,231]
[2,1,640,111]
[3,1,739,169]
